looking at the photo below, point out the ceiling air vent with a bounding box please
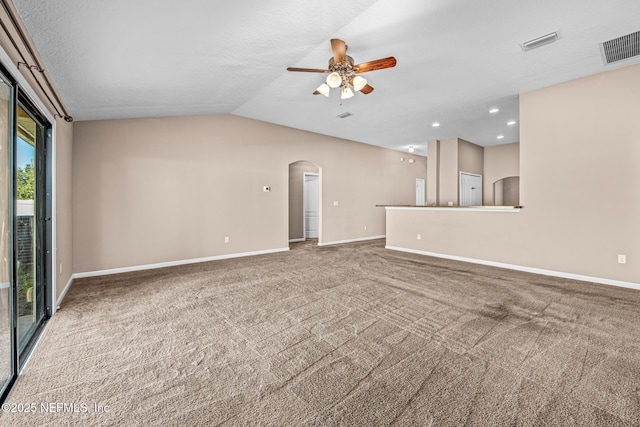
[520,31,560,51]
[336,112,352,119]
[600,30,640,65]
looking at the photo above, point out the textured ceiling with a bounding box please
[12,0,640,155]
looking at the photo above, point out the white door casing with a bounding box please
[416,178,425,206]
[303,173,319,238]
[459,172,482,206]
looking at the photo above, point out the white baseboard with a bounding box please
[74,247,290,279]
[289,238,305,243]
[386,245,640,292]
[319,235,386,247]
[55,274,76,309]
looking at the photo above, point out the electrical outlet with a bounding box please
[333,201,339,207]
[263,186,271,192]
[224,236,230,243]
[417,234,422,240]
[364,225,367,231]
[618,254,626,264]
[59,263,63,274]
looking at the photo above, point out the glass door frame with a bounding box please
[0,65,17,403]
[15,91,52,363]
[0,61,53,403]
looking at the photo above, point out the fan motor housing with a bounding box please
[328,56,355,70]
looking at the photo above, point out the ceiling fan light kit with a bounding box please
[287,39,396,100]
[326,72,342,88]
[316,83,331,97]
[341,85,354,100]
[352,75,367,91]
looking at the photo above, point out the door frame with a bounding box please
[0,65,17,403]
[15,91,52,363]
[416,178,425,206]
[0,51,56,405]
[303,172,319,239]
[459,171,483,206]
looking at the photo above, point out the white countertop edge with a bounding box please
[384,206,521,213]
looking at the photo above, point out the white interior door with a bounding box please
[459,172,483,206]
[416,178,425,206]
[303,173,319,238]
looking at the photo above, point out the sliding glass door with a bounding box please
[16,102,47,355]
[0,67,52,402]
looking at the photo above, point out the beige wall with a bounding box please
[426,140,439,205]
[55,120,73,300]
[73,115,427,273]
[458,138,483,176]
[438,138,458,205]
[493,176,519,206]
[288,161,319,240]
[386,62,640,285]
[483,142,519,205]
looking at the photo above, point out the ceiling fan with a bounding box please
[287,38,397,99]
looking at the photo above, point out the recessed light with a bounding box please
[432,122,440,127]
[507,120,516,125]
[497,135,504,140]
[489,108,500,114]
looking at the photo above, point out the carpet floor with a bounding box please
[2,239,640,426]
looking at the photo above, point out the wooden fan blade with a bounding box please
[331,38,347,63]
[360,84,374,94]
[287,67,330,73]
[313,90,321,95]
[355,57,397,73]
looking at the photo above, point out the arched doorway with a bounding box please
[288,161,321,246]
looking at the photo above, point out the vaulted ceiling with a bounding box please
[12,0,640,155]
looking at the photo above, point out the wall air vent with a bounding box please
[520,31,560,51]
[600,30,640,65]
[336,112,352,119]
